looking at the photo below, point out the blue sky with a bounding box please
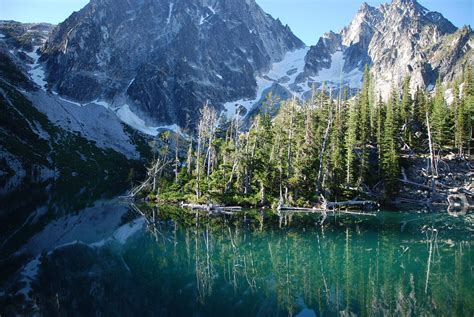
[0,0,472,45]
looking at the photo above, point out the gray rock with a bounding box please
[302,0,472,98]
[41,0,304,128]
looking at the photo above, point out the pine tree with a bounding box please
[401,76,413,147]
[345,98,358,186]
[452,81,465,156]
[382,86,400,198]
[462,64,474,157]
[375,95,385,177]
[357,65,371,184]
[430,78,452,150]
[409,87,432,151]
[328,88,346,197]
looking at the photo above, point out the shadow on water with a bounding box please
[2,200,469,316]
[0,174,135,314]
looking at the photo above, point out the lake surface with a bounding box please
[1,198,473,316]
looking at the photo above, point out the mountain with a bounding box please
[40,0,304,128]
[298,0,473,98]
[1,0,471,135]
[0,23,150,198]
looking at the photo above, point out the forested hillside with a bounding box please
[137,65,473,209]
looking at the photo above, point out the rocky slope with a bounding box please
[298,0,473,99]
[40,0,304,127]
[0,24,151,198]
[1,0,471,131]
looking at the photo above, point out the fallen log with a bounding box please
[336,210,377,216]
[277,206,327,213]
[180,202,242,212]
[326,200,379,208]
[396,198,429,206]
[277,206,376,216]
[400,179,431,190]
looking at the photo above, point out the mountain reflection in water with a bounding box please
[2,202,473,316]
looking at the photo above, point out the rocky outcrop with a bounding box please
[300,0,473,98]
[0,21,53,51]
[40,0,304,127]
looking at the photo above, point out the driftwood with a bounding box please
[180,202,242,213]
[128,159,172,199]
[325,200,379,209]
[400,179,431,190]
[277,206,376,217]
[277,206,327,213]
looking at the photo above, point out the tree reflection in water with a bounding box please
[128,204,473,316]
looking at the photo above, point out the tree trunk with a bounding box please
[316,105,334,196]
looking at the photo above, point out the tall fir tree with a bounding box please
[401,76,413,147]
[357,65,371,184]
[345,97,358,186]
[375,95,385,177]
[462,64,474,157]
[431,78,452,150]
[382,86,400,198]
[328,88,347,197]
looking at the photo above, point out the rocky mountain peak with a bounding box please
[391,0,418,7]
[358,2,375,13]
[40,0,304,128]
[297,0,471,101]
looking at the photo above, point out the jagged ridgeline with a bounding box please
[38,0,472,130]
[40,0,304,128]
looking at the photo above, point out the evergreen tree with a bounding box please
[138,67,471,207]
[401,76,412,147]
[375,95,385,177]
[357,65,371,184]
[431,78,452,150]
[382,87,400,198]
[345,98,358,186]
[452,81,465,156]
[462,64,474,157]
[328,88,347,197]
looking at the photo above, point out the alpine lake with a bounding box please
[0,182,472,316]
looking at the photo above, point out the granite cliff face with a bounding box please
[2,0,471,131]
[299,0,473,98]
[40,0,304,127]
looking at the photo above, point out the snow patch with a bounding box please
[116,104,183,136]
[57,95,83,107]
[25,46,47,90]
[166,3,174,25]
[309,51,363,89]
[91,218,146,247]
[112,219,146,244]
[90,99,112,109]
[127,78,135,89]
[16,255,41,302]
[223,47,309,117]
[0,33,5,39]
[116,104,160,136]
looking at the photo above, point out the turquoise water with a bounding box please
[1,201,473,316]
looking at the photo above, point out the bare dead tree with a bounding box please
[285,98,297,202]
[316,91,334,197]
[195,102,218,199]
